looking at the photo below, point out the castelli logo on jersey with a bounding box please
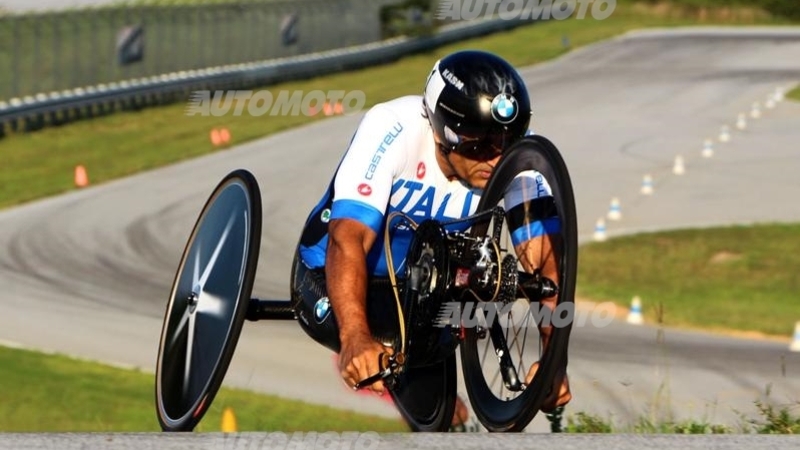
[416,162,426,179]
[357,183,372,196]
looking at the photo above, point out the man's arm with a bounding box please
[327,218,389,393]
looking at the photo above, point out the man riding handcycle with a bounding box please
[155,50,578,433]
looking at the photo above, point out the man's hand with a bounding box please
[339,331,392,394]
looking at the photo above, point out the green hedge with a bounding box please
[763,0,800,20]
[380,0,436,38]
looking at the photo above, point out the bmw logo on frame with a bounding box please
[490,93,518,124]
[313,296,331,323]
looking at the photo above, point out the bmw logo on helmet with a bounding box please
[313,296,331,323]
[490,93,518,124]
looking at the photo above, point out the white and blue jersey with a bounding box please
[297,95,559,277]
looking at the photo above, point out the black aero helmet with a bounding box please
[423,50,531,159]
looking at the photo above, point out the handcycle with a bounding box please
[154,134,578,432]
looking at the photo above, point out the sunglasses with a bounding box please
[439,132,507,161]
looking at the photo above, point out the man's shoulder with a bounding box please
[369,95,424,118]
[357,95,427,141]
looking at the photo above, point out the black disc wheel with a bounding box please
[388,218,458,432]
[460,135,578,432]
[390,354,457,432]
[155,169,262,431]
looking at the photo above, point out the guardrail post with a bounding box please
[24,115,44,132]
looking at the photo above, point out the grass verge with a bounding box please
[0,1,793,210]
[787,84,800,101]
[565,392,800,433]
[577,223,800,337]
[0,344,407,432]
[4,341,798,434]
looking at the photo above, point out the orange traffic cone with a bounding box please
[74,165,89,188]
[323,102,333,116]
[219,128,231,144]
[333,101,343,115]
[210,128,222,146]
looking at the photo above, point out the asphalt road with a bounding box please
[0,27,799,437]
[1,433,799,450]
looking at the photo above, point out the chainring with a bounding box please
[401,220,456,367]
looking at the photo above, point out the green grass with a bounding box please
[564,383,800,434]
[577,223,800,337]
[787,84,800,101]
[637,0,800,21]
[4,340,798,434]
[565,403,800,434]
[0,1,793,210]
[0,344,407,432]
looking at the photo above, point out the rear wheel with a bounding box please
[155,169,262,431]
[460,135,578,432]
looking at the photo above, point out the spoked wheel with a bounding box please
[155,169,262,431]
[460,135,578,432]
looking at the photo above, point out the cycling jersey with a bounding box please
[298,95,559,277]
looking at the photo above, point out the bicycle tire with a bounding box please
[459,135,578,432]
[155,169,262,431]
[390,354,457,432]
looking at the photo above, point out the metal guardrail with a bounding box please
[0,16,532,137]
[0,0,398,101]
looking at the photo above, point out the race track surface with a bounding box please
[2,433,800,449]
[1,27,799,433]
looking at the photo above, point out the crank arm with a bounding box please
[354,352,406,390]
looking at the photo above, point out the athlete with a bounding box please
[290,50,571,428]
